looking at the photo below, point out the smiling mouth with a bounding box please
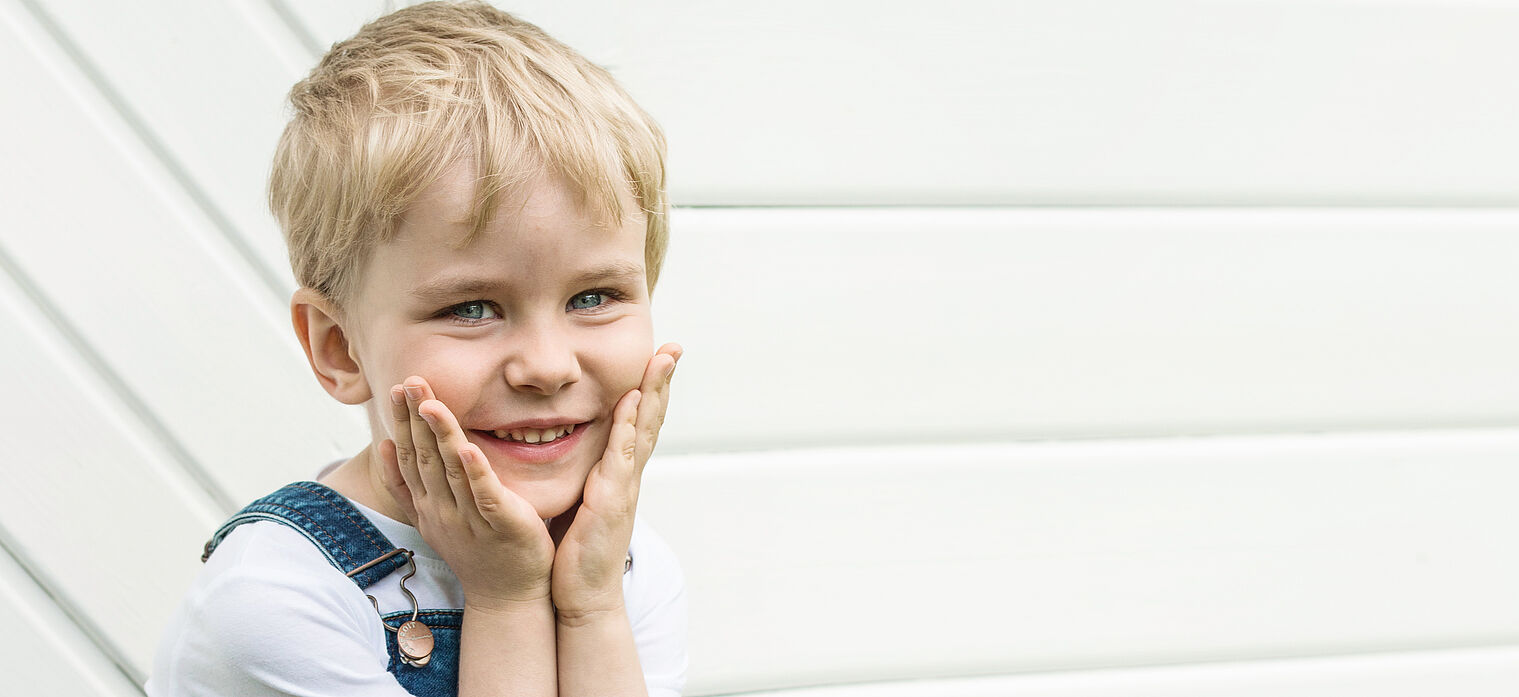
[487,424,579,444]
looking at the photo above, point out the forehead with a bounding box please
[404,161,634,237]
[358,164,647,301]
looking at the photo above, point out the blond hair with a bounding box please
[270,1,668,305]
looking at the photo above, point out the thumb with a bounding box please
[378,439,417,521]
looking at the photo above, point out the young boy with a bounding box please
[147,3,686,695]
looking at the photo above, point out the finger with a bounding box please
[416,397,477,515]
[378,439,418,521]
[601,388,642,483]
[458,440,541,532]
[388,385,424,497]
[403,377,453,506]
[584,389,642,519]
[634,343,681,469]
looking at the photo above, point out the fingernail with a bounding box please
[390,387,404,405]
[663,359,676,380]
[404,385,423,400]
[459,448,475,465]
[419,409,437,426]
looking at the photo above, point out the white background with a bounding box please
[1,0,1516,694]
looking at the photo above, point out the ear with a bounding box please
[291,288,373,405]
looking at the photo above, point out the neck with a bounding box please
[319,443,416,526]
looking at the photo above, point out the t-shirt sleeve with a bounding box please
[149,524,413,697]
[626,517,689,697]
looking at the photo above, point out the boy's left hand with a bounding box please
[549,342,681,620]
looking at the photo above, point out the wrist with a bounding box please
[555,601,627,628]
[463,588,553,616]
[552,580,627,621]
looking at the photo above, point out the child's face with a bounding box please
[346,164,653,520]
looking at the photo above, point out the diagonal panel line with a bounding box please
[0,241,236,516]
[15,0,290,303]
[0,240,230,689]
[0,516,148,692]
[262,0,405,61]
[262,0,322,58]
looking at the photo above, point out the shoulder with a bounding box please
[171,521,382,656]
[626,516,688,697]
[194,521,372,617]
[149,522,397,695]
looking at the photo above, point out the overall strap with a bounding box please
[201,481,409,589]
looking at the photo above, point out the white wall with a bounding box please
[1,0,1516,695]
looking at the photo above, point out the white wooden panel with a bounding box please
[292,0,1519,206]
[274,0,392,50]
[652,207,1519,453]
[28,0,309,285]
[0,2,369,504]
[0,264,228,677]
[638,430,1519,694]
[738,645,1519,697]
[0,547,146,697]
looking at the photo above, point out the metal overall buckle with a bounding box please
[347,548,434,667]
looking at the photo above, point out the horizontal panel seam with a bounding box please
[657,422,1519,457]
[704,640,1519,696]
[674,203,1519,211]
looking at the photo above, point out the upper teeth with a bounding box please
[492,424,575,444]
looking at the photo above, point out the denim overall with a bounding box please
[201,481,462,696]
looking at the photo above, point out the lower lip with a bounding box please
[471,424,589,465]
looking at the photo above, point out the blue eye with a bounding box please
[569,292,606,310]
[449,301,498,321]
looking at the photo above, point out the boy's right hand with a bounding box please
[380,377,555,610]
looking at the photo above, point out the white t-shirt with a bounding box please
[147,496,687,696]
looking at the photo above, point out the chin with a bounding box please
[501,476,585,521]
[533,494,580,521]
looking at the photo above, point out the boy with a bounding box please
[147,3,686,695]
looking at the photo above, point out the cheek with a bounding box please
[372,336,496,410]
[587,319,655,398]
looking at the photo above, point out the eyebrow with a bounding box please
[409,277,503,303]
[408,262,646,302]
[570,261,646,287]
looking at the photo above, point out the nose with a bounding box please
[503,319,582,396]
